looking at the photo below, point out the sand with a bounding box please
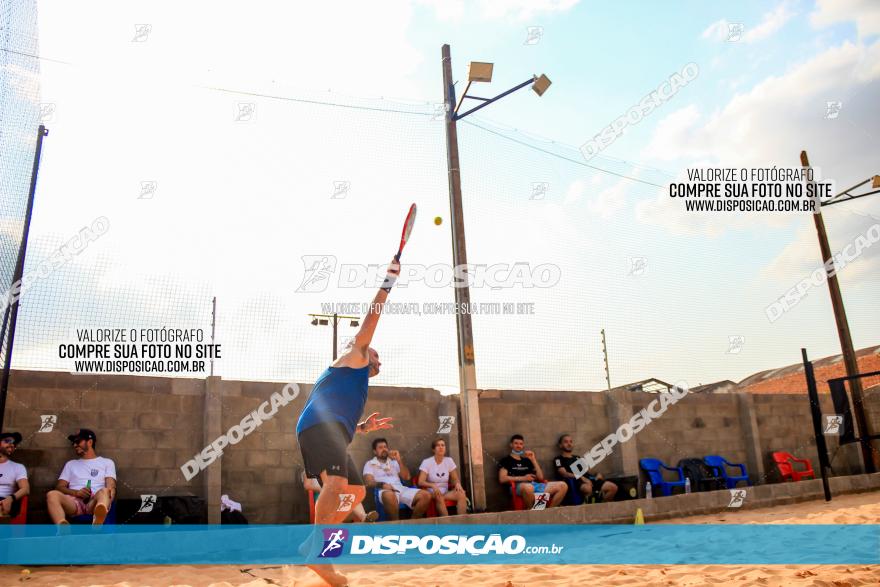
[3,491,879,587]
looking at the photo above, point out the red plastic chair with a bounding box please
[772,451,815,481]
[307,489,317,524]
[509,480,525,511]
[10,495,28,524]
[424,482,457,517]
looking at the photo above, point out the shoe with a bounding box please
[92,503,108,526]
[364,511,379,523]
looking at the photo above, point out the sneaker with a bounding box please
[364,510,379,523]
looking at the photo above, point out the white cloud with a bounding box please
[744,2,796,43]
[589,177,629,219]
[811,0,880,38]
[563,179,586,204]
[479,0,579,21]
[701,2,795,44]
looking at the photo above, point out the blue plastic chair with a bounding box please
[373,484,412,521]
[639,458,687,496]
[72,500,117,525]
[564,478,584,505]
[703,455,750,489]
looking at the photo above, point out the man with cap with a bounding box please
[0,431,29,518]
[46,429,116,526]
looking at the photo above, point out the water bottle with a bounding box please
[685,477,691,494]
[645,481,652,499]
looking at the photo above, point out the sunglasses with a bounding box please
[0,438,16,445]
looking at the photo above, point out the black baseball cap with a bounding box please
[67,428,97,443]
[0,431,22,445]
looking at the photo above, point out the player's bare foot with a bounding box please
[306,564,348,586]
[92,503,108,526]
[364,510,379,522]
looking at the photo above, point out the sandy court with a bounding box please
[3,491,879,587]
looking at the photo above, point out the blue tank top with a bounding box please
[296,365,370,438]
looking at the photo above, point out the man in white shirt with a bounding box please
[46,429,117,526]
[362,438,431,520]
[0,431,29,518]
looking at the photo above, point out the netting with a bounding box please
[3,6,879,394]
[0,0,42,378]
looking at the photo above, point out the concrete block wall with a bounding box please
[4,370,205,523]
[4,369,873,521]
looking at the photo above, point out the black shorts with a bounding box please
[298,421,363,486]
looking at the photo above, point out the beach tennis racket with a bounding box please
[395,203,417,261]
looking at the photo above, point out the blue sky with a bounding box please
[3,0,879,391]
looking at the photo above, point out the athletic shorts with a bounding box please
[515,481,547,495]
[380,485,422,508]
[428,485,449,496]
[62,494,90,517]
[297,421,363,486]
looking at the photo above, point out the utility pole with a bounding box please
[800,151,875,471]
[601,329,611,390]
[442,44,485,511]
[210,296,217,376]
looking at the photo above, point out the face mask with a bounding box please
[512,449,524,456]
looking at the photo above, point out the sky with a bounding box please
[2,0,879,392]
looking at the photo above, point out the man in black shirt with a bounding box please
[554,434,617,502]
[497,434,567,509]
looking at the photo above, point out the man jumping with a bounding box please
[296,257,399,587]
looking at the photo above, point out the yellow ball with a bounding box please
[21,569,30,575]
[434,216,443,225]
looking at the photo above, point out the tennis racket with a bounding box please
[395,203,417,261]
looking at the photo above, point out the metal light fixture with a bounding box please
[318,319,328,326]
[532,74,552,97]
[467,61,494,83]
[873,175,880,189]
[310,318,318,326]
[350,320,359,327]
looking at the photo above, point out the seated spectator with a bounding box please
[417,438,467,516]
[0,431,30,518]
[46,429,116,526]
[554,434,617,502]
[362,438,431,520]
[498,434,567,509]
[301,471,378,522]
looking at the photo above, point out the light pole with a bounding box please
[308,313,359,361]
[801,151,879,472]
[442,44,551,512]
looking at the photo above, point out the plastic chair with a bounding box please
[678,458,724,491]
[772,451,815,482]
[307,489,318,524]
[72,500,116,525]
[703,455,750,489]
[374,480,415,521]
[639,458,687,496]
[423,482,457,517]
[10,495,28,525]
[508,480,525,510]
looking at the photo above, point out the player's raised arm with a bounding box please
[351,257,400,350]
